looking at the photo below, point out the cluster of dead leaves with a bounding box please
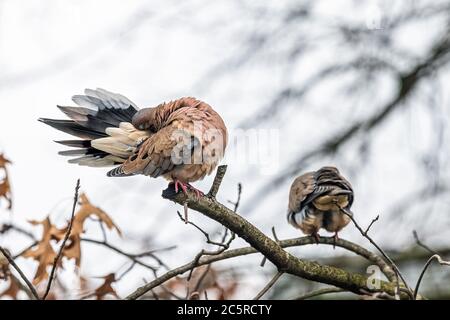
[0,154,12,210]
[21,193,121,285]
[0,154,122,300]
[157,266,238,300]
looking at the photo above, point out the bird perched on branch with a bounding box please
[39,88,228,197]
[287,166,354,245]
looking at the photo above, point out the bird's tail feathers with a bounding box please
[39,88,149,168]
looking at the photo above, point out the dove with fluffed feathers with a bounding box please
[39,89,228,194]
[287,166,354,243]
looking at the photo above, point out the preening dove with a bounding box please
[287,166,354,244]
[39,89,228,196]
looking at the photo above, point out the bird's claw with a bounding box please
[173,180,188,194]
[172,181,204,200]
[187,183,204,200]
[311,232,320,244]
[333,232,339,249]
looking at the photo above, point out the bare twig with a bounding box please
[227,183,242,212]
[260,227,280,267]
[161,285,184,300]
[340,208,413,298]
[0,224,36,240]
[207,165,227,198]
[364,215,379,235]
[183,202,189,224]
[81,238,160,271]
[88,217,108,242]
[413,230,438,255]
[42,178,80,300]
[414,254,450,299]
[253,271,284,300]
[185,182,242,287]
[186,230,235,281]
[8,273,35,299]
[220,183,242,245]
[117,262,137,281]
[150,290,159,300]
[293,287,346,300]
[188,291,200,300]
[177,211,228,248]
[177,169,237,281]
[13,241,38,259]
[193,265,211,293]
[0,246,39,300]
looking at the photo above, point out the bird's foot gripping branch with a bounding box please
[126,165,411,300]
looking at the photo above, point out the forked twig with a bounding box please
[340,208,413,299]
[253,271,284,300]
[414,254,450,299]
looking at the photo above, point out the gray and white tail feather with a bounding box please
[39,88,150,170]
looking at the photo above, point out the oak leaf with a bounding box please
[22,218,65,284]
[93,273,119,300]
[0,277,21,299]
[58,193,122,266]
[0,154,12,210]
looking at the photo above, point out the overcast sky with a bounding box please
[1,0,449,298]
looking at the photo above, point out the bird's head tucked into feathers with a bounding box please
[132,107,158,132]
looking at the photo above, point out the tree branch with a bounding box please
[292,287,346,300]
[253,271,284,300]
[341,208,412,298]
[207,165,227,198]
[245,29,450,208]
[125,235,398,300]
[414,254,450,299]
[126,165,406,299]
[0,246,39,300]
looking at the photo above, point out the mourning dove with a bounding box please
[39,89,228,196]
[287,166,354,244]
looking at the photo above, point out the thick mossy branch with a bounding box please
[125,235,397,300]
[158,165,407,299]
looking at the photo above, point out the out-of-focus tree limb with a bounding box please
[315,246,450,270]
[292,287,346,300]
[245,29,450,208]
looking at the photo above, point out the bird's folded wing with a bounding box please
[288,172,316,213]
[107,124,193,178]
[303,168,354,210]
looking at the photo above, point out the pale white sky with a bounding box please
[1,0,449,299]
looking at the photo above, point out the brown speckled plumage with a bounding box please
[120,97,228,182]
[287,166,354,237]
